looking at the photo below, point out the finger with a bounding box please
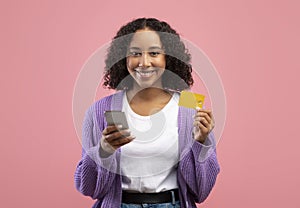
[194,112,212,124]
[110,136,135,147]
[194,115,211,128]
[111,136,135,147]
[102,125,122,135]
[200,117,210,129]
[104,129,131,143]
[203,109,213,120]
[195,121,210,135]
[197,108,212,116]
[198,109,212,117]
[196,109,215,129]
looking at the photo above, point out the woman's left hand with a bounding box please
[193,108,215,144]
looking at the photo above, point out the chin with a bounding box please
[135,82,156,89]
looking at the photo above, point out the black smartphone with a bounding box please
[104,111,129,129]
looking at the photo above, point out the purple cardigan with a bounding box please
[74,91,220,208]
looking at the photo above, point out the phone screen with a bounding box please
[104,111,129,129]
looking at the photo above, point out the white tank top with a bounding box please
[121,92,179,193]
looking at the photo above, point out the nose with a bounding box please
[139,52,151,67]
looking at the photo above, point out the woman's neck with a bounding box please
[127,86,171,102]
[126,86,173,116]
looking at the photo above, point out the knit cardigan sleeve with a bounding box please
[74,96,119,200]
[178,107,220,205]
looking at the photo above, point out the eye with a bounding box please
[128,51,142,57]
[149,51,161,57]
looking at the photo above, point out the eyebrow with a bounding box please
[129,46,163,50]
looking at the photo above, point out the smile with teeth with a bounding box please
[135,69,157,78]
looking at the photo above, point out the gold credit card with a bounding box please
[178,91,205,109]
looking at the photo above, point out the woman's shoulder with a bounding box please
[90,90,125,112]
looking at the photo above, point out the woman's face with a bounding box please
[126,28,166,89]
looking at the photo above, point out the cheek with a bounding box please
[126,58,138,70]
[157,59,166,69]
[155,56,166,68]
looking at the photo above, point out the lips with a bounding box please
[134,68,158,78]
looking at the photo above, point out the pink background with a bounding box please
[1,0,300,207]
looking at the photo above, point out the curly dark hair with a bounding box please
[103,17,194,91]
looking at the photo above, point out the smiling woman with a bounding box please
[126,29,166,90]
[103,18,193,92]
[74,17,220,208]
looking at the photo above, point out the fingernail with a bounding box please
[196,107,201,110]
[117,125,122,128]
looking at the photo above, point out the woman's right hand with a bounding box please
[100,125,135,156]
